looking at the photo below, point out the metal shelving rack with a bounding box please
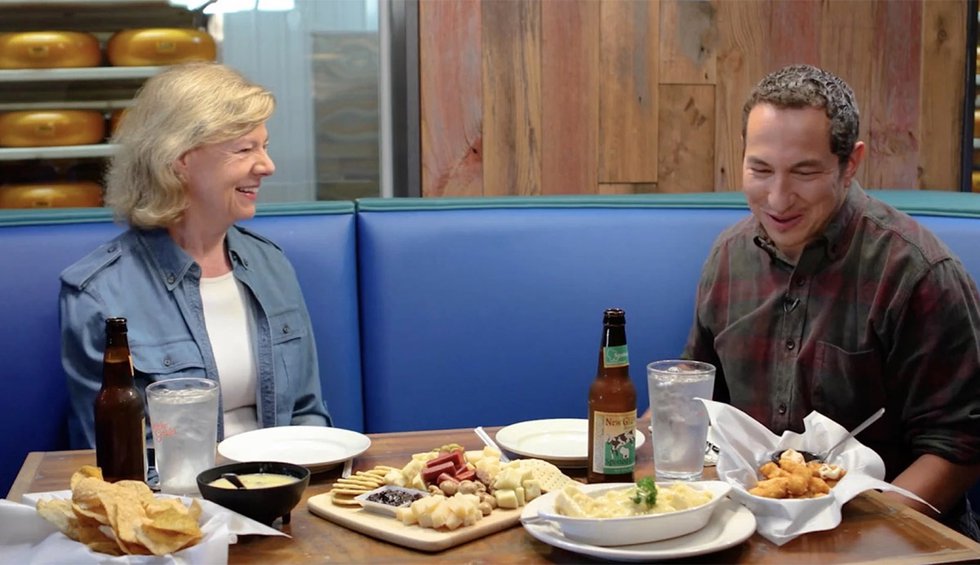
[0,0,204,191]
[968,0,979,192]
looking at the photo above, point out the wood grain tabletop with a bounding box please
[8,424,980,564]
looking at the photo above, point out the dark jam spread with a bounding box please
[367,489,425,507]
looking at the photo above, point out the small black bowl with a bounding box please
[197,461,310,526]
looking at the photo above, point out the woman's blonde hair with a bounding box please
[105,62,275,228]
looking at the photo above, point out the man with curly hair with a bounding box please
[685,64,980,538]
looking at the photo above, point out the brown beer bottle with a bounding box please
[95,317,146,482]
[587,308,637,483]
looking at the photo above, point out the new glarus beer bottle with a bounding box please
[587,308,637,483]
[95,317,146,482]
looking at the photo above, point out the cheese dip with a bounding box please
[555,482,713,518]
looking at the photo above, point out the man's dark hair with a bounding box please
[742,64,860,168]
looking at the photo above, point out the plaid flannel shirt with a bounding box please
[685,183,980,480]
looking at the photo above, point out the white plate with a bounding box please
[495,418,646,467]
[532,481,732,546]
[218,426,371,473]
[521,494,756,562]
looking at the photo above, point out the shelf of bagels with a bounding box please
[0,22,216,209]
[975,46,980,193]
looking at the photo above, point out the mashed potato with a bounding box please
[555,482,713,518]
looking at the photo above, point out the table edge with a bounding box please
[7,450,44,501]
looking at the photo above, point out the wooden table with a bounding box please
[8,426,980,564]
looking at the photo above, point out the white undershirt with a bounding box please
[200,272,260,437]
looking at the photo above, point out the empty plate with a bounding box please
[495,418,646,467]
[218,425,371,473]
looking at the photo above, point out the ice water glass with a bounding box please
[647,360,715,481]
[146,377,219,495]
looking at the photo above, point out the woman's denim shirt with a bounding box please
[60,226,331,449]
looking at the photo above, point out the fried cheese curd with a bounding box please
[749,449,847,499]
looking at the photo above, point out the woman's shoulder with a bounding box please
[60,229,143,290]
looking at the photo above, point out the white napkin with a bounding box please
[699,399,934,546]
[0,491,288,564]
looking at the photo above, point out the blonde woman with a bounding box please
[60,63,330,449]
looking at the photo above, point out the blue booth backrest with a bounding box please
[0,203,362,497]
[356,196,749,433]
[355,192,980,434]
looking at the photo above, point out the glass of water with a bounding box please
[145,377,219,495]
[647,360,715,481]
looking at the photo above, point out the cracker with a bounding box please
[330,496,362,507]
[335,477,383,487]
[520,459,575,492]
[330,486,377,496]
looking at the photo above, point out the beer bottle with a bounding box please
[587,308,637,483]
[95,317,146,482]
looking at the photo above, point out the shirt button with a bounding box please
[778,404,787,415]
[282,324,290,334]
[785,339,795,350]
[795,277,806,287]
[107,245,117,253]
[167,274,176,284]
[163,357,172,367]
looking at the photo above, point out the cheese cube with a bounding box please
[493,468,522,490]
[495,489,518,509]
[445,509,463,530]
[430,504,449,529]
[523,479,542,501]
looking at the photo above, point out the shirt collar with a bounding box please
[224,227,252,271]
[822,180,866,261]
[137,227,250,291]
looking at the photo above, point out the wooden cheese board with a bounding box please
[307,493,523,552]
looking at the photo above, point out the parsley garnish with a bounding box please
[631,476,657,508]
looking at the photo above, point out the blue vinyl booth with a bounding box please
[2,191,980,511]
[354,192,980,433]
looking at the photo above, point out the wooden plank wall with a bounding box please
[418,0,968,197]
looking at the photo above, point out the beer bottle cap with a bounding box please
[603,308,626,323]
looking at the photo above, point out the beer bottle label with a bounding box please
[603,345,629,368]
[591,410,636,475]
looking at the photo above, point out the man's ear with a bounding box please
[842,141,865,185]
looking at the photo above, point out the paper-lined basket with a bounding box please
[699,399,933,546]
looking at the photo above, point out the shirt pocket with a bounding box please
[269,308,309,408]
[131,338,206,380]
[811,341,886,431]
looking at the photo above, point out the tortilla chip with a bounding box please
[74,523,122,556]
[36,466,204,557]
[36,498,76,534]
[69,466,103,491]
[103,491,149,555]
[115,480,155,503]
[71,477,110,525]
